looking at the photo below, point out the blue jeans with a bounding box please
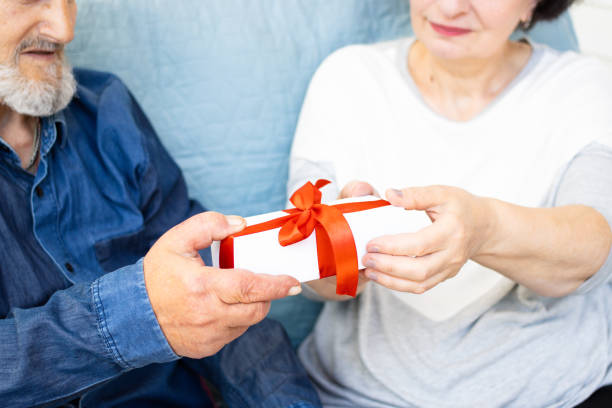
[79,318,322,408]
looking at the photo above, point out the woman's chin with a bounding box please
[426,46,470,61]
[420,38,481,61]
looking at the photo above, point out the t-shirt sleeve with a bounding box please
[288,46,368,203]
[553,142,612,294]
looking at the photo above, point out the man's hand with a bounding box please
[143,212,301,359]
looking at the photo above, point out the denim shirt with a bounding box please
[0,69,320,408]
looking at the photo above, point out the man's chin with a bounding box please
[19,58,64,87]
[0,60,77,117]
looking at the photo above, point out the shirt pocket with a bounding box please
[94,229,151,272]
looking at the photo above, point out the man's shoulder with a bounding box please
[73,68,127,97]
[63,68,151,168]
[67,68,150,137]
[68,68,137,115]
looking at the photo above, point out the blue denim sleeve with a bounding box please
[89,79,208,368]
[93,258,178,369]
[0,263,177,407]
[88,77,202,369]
[87,80,200,367]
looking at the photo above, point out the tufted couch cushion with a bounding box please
[67,0,578,346]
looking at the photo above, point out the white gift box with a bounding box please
[211,196,431,282]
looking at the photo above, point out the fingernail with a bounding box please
[226,215,245,227]
[288,285,302,296]
[364,258,376,269]
[365,270,378,281]
[367,245,380,253]
[391,189,403,198]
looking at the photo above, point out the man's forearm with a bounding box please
[474,200,612,297]
[0,283,122,407]
[0,262,177,407]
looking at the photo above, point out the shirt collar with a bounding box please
[41,110,68,154]
[0,111,67,167]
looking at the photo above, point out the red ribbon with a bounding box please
[219,180,389,296]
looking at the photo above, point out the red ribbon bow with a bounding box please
[219,180,389,296]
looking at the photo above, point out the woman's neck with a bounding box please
[408,40,532,122]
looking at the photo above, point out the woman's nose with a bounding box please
[436,0,471,20]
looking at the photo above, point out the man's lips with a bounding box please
[20,50,58,61]
[429,21,472,37]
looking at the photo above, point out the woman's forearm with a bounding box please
[474,199,612,297]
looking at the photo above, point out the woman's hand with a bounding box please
[363,185,612,297]
[362,186,492,294]
[339,180,378,199]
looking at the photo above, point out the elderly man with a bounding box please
[0,1,320,407]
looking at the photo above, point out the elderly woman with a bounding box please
[288,0,612,407]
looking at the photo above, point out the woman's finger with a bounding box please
[339,180,377,199]
[385,185,448,211]
[362,250,446,282]
[364,265,453,294]
[367,220,451,257]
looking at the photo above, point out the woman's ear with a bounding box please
[520,0,538,27]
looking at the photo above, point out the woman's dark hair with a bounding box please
[526,0,577,30]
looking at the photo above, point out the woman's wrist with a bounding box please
[466,195,501,262]
[305,274,370,301]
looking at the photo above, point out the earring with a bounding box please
[520,17,532,30]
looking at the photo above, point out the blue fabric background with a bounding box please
[67,0,578,346]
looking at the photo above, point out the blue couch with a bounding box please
[67,0,579,347]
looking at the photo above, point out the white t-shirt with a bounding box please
[290,37,612,322]
[289,37,612,407]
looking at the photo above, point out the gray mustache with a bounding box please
[16,38,62,54]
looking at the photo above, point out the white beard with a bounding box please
[0,56,77,117]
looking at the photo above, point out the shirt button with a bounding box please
[65,262,75,273]
[0,145,9,153]
[35,186,44,198]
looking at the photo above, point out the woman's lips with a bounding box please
[429,21,472,37]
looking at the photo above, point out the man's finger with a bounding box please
[224,301,272,328]
[164,212,246,254]
[211,268,301,304]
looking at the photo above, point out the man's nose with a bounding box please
[38,0,76,45]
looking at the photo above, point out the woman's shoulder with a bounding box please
[529,42,612,86]
[526,43,612,146]
[523,42,612,122]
